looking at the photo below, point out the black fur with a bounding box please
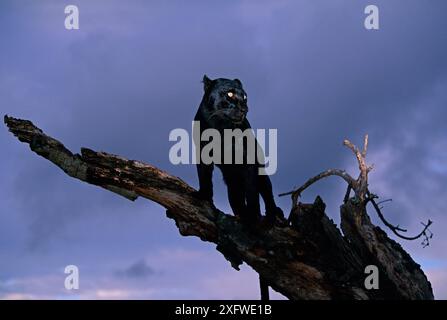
[194,75,283,225]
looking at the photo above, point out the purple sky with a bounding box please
[1,0,446,299]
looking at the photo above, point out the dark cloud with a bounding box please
[116,259,155,279]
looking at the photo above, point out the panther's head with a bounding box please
[200,75,248,127]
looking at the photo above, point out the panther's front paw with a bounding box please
[266,206,284,219]
[265,206,286,226]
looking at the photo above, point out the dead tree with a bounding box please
[4,115,434,299]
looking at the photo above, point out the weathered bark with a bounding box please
[4,115,434,300]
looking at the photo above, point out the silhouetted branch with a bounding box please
[281,135,373,203]
[279,169,356,206]
[366,190,433,246]
[280,135,433,248]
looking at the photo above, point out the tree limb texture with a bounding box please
[4,115,434,300]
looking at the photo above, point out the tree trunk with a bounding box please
[4,115,434,300]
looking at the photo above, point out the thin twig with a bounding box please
[376,199,393,206]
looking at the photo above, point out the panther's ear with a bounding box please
[203,75,213,92]
[233,78,243,88]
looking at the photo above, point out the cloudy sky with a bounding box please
[1,0,446,299]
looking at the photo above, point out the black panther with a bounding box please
[193,75,284,226]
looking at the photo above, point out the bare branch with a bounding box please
[280,134,433,249]
[366,190,433,245]
[279,169,356,205]
[343,138,363,168]
[362,134,369,158]
[281,135,371,203]
[376,199,393,206]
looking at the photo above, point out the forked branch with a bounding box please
[280,134,433,246]
[280,135,371,203]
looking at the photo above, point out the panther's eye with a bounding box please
[227,92,234,98]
